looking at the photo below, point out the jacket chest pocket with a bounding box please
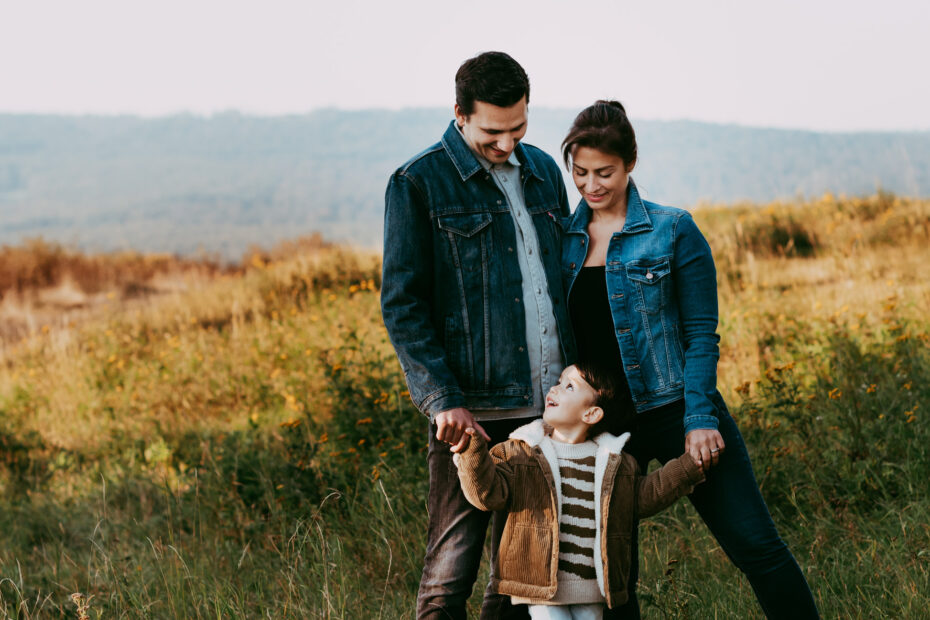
[626,258,672,314]
[437,212,493,274]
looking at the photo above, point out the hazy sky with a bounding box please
[2,0,928,131]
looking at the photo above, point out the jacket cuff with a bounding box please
[421,388,466,418]
[452,433,488,470]
[682,414,719,435]
[677,453,707,486]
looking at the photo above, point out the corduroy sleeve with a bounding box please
[453,435,516,512]
[635,453,705,519]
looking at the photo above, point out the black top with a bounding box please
[568,266,636,418]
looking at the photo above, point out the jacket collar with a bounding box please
[509,419,630,455]
[565,179,653,235]
[440,120,542,183]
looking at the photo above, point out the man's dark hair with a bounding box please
[455,51,530,116]
[575,359,634,437]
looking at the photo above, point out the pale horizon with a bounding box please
[1,0,928,132]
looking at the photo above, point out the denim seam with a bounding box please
[481,230,491,385]
[397,145,444,177]
[397,169,429,207]
[445,231,474,385]
[638,305,664,389]
[661,303,674,386]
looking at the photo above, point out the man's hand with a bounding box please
[435,407,490,453]
[685,428,725,474]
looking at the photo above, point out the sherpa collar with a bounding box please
[509,419,631,454]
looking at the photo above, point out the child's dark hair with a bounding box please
[455,51,530,116]
[561,100,637,170]
[574,359,634,437]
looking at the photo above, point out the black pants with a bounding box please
[606,402,819,619]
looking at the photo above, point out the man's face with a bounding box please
[454,96,528,164]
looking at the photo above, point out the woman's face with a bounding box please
[571,146,632,213]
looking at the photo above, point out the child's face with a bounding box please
[543,365,599,434]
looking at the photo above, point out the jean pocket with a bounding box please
[626,258,672,314]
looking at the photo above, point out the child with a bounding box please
[453,361,705,619]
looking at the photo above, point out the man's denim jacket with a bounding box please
[562,181,725,434]
[381,121,577,416]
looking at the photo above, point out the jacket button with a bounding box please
[508,246,514,252]
[646,272,654,280]
[497,200,502,205]
[581,240,586,246]
[518,346,524,352]
[515,297,520,303]
[570,263,576,269]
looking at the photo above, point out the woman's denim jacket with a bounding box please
[562,181,724,433]
[381,121,577,416]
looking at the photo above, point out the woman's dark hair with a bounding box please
[562,100,637,170]
[455,51,530,116]
[574,359,634,437]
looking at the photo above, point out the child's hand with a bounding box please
[451,427,478,453]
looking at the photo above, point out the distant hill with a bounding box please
[2,110,929,260]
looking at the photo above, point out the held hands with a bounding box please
[685,428,725,474]
[435,407,490,454]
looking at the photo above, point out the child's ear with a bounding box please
[583,406,604,426]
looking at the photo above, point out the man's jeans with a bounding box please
[606,402,819,619]
[417,417,533,620]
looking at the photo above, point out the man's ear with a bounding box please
[583,406,604,426]
[454,104,468,127]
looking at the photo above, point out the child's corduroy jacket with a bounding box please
[454,419,704,608]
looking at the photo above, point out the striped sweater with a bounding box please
[549,439,604,605]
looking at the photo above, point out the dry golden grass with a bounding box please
[0,193,927,617]
[692,192,930,396]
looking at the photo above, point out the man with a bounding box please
[381,52,577,619]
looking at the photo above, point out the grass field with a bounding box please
[0,193,928,618]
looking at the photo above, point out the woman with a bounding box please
[560,100,819,619]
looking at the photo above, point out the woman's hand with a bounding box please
[685,429,725,473]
